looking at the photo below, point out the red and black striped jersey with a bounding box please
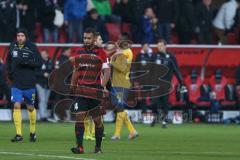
[71,47,109,85]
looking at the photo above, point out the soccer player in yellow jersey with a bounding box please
[110,33,138,140]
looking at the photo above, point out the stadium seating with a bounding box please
[121,23,131,37]
[105,23,121,41]
[208,70,236,107]
[185,71,203,104]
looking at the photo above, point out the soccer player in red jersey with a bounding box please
[70,28,110,154]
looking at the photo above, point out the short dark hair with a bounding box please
[16,28,28,38]
[84,28,97,36]
[89,8,98,15]
[157,39,167,45]
[141,41,149,46]
[120,32,130,41]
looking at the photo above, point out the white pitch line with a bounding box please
[0,152,96,160]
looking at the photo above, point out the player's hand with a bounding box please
[152,18,158,24]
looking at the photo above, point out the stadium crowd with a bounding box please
[0,0,240,44]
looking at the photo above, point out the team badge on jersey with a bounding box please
[13,51,18,57]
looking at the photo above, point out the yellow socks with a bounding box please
[113,112,124,137]
[90,120,95,137]
[123,111,136,134]
[13,109,22,136]
[28,108,36,134]
[84,118,90,138]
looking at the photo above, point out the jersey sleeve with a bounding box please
[98,49,110,70]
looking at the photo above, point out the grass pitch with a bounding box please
[0,122,240,160]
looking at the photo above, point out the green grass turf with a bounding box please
[0,122,240,160]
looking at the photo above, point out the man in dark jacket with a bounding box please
[16,0,38,41]
[195,0,213,44]
[112,0,132,23]
[128,0,153,43]
[152,0,178,43]
[175,0,196,44]
[153,39,183,128]
[6,28,42,142]
[36,49,53,121]
[38,0,59,43]
[0,0,16,42]
[83,9,109,42]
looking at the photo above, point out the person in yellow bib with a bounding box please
[110,33,138,140]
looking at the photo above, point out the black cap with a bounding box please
[16,28,28,38]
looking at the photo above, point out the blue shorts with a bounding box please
[11,87,36,106]
[111,87,129,108]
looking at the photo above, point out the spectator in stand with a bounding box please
[64,0,87,43]
[212,0,240,44]
[83,8,109,42]
[38,0,59,43]
[135,42,154,63]
[36,49,53,121]
[0,0,16,42]
[112,0,132,23]
[16,0,38,41]
[140,7,159,44]
[195,0,213,44]
[128,0,153,43]
[152,0,178,44]
[175,0,196,44]
[92,0,119,22]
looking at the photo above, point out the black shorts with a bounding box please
[72,97,101,112]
